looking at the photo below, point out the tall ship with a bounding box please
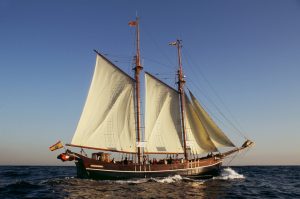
[53,17,254,180]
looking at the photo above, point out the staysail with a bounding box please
[184,93,218,154]
[144,73,183,153]
[71,53,137,153]
[189,91,235,148]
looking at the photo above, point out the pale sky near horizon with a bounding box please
[0,0,299,166]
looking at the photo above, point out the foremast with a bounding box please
[130,17,143,164]
[170,40,188,160]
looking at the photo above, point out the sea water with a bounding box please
[0,166,299,198]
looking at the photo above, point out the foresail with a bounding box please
[71,54,136,152]
[144,73,183,153]
[184,93,217,154]
[189,91,235,148]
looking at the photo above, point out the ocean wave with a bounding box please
[38,167,243,186]
[213,167,245,180]
[114,178,149,184]
[1,166,298,198]
[151,175,183,183]
[5,180,40,189]
[0,180,42,197]
[111,175,184,184]
[2,171,31,178]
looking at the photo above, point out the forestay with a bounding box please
[71,54,137,152]
[144,73,184,153]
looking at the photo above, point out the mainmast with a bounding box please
[170,40,188,160]
[129,17,143,164]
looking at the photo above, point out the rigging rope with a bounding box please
[237,147,251,162]
[183,50,246,133]
[186,78,247,140]
[186,83,240,137]
[225,146,251,167]
[182,50,249,140]
[143,27,176,69]
[225,149,239,166]
[133,25,250,143]
[142,56,174,70]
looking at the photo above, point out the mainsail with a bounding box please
[184,93,218,154]
[144,72,183,153]
[189,91,235,148]
[71,53,137,153]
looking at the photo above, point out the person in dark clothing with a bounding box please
[124,157,128,165]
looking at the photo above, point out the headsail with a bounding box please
[189,91,235,148]
[184,93,218,154]
[71,53,137,153]
[144,72,183,153]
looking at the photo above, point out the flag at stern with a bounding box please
[49,141,64,151]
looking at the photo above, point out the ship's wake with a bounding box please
[213,167,245,180]
[33,167,245,186]
[114,175,183,184]
[110,167,245,184]
[150,174,183,183]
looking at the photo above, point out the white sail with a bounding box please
[71,54,136,152]
[184,93,217,154]
[189,91,235,148]
[144,73,183,153]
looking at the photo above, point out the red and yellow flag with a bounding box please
[49,141,64,151]
[128,20,137,27]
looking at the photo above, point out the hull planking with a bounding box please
[73,153,222,180]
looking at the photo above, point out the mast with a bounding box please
[171,39,188,160]
[130,17,143,164]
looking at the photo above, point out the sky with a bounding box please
[0,0,299,166]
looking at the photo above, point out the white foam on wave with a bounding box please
[152,175,183,183]
[64,176,75,180]
[115,178,148,184]
[114,175,183,184]
[213,167,245,180]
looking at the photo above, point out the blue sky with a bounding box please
[0,0,299,165]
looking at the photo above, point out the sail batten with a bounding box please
[71,54,137,152]
[144,73,183,153]
[189,91,235,148]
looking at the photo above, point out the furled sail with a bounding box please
[189,91,235,148]
[71,53,137,152]
[144,72,183,153]
[184,93,218,154]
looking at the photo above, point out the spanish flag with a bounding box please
[49,141,64,151]
[128,20,137,27]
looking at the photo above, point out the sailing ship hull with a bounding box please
[74,154,222,180]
